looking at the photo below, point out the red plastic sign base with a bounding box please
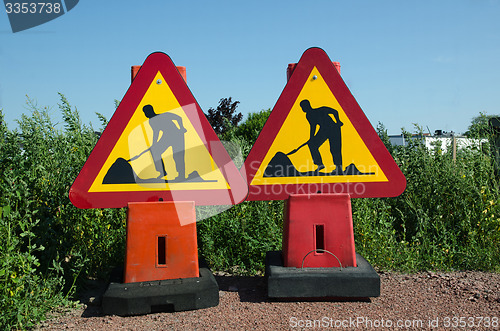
[282,193,356,268]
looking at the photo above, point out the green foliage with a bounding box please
[1,98,500,328]
[196,108,279,275]
[354,125,500,271]
[235,108,271,145]
[205,97,243,136]
[376,122,394,154]
[199,112,499,274]
[0,96,126,329]
[0,203,69,329]
[95,112,109,129]
[197,200,283,275]
[466,112,498,139]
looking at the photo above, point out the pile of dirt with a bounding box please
[264,152,373,177]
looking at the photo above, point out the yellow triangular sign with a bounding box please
[90,71,229,193]
[70,53,248,208]
[242,48,405,200]
[251,66,388,186]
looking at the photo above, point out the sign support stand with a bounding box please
[250,49,401,299]
[265,193,380,299]
[94,60,235,316]
[102,201,219,316]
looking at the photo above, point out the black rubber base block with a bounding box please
[265,251,380,299]
[102,267,219,316]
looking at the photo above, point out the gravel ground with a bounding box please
[36,271,499,330]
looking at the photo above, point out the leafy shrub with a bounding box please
[0,96,126,329]
[197,200,283,275]
[353,125,500,271]
[235,108,271,145]
[200,117,499,274]
[205,97,242,136]
[1,98,499,329]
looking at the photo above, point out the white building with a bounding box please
[388,133,486,153]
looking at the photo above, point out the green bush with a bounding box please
[0,98,499,329]
[0,96,126,329]
[353,125,500,271]
[197,200,283,275]
[234,108,271,145]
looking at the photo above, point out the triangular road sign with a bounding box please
[70,52,248,208]
[242,47,406,200]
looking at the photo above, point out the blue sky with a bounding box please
[1,0,499,135]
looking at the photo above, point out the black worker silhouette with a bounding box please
[300,99,343,172]
[142,104,187,181]
[103,104,216,184]
[263,99,374,178]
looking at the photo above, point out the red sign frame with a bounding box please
[69,52,248,209]
[242,47,406,200]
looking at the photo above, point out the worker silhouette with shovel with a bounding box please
[102,104,216,184]
[292,99,343,173]
[134,104,187,181]
[263,100,371,178]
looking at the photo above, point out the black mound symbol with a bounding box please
[103,158,137,184]
[102,158,217,184]
[263,152,374,177]
[264,152,300,177]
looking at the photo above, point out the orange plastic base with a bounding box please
[124,201,199,283]
[282,193,356,268]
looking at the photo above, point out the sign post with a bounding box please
[70,52,248,315]
[243,47,406,299]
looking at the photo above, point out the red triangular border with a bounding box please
[69,52,248,208]
[242,47,406,200]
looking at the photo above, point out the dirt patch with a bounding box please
[36,271,499,330]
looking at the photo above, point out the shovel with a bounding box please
[127,148,150,162]
[286,141,309,156]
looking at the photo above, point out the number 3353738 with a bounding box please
[5,2,62,14]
